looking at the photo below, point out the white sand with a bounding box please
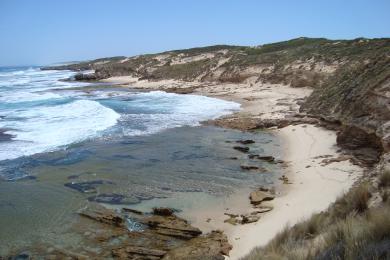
[177,124,361,260]
[226,124,361,259]
[101,77,363,259]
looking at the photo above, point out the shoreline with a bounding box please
[227,124,361,259]
[101,76,364,259]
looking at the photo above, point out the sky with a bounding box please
[0,0,389,66]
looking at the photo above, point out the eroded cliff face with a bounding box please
[302,54,390,164]
[44,38,388,87]
[43,37,390,162]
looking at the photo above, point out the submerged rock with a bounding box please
[249,154,275,162]
[240,165,261,171]
[88,193,139,204]
[236,139,255,145]
[23,191,231,258]
[64,180,112,193]
[0,129,14,141]
[122,208,144,215]
[79,203,124,227]
[233,146,250,153]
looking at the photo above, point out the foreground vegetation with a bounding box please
[244,169,390,260]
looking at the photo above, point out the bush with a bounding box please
[379,170,390,188]
[322,205,390,259]
[332,183,371,219]
[381,190,389,202]
[242,182,387,260]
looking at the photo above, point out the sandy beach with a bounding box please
[102,76,363,259]
[3,3,388,257]
[226,124,361,259]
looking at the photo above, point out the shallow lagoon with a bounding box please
[0,125,282,255]
[0,67,283,255]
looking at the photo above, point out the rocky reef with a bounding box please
[9,203,231,259]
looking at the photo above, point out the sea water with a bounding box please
[0,66,282,255]
[0,67,239,166]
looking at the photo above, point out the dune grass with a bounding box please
[379,170,390,188]
[243,178,390,260]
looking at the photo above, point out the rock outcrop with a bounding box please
[73,204,229,259]
[79,203,124,227]
[162,230,232,260]
[74,72,97,81]
[302,54,390,165]
[249,190,275,205]
[141,214,202,239]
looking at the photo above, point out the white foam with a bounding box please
[0,66,240,162]
[0,91,63,103]
[0,68,89,104]
[0,100,120,161]
[119,91,240,136]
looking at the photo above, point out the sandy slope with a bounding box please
[226,124,361,259]
[102,76,363,259]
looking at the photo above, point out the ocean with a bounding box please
[0,66,241,168]
[0,66,282,255]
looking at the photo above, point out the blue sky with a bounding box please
[0,0,389,66]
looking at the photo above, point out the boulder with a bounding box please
[249,191,275,205]
[142,215,202,239]
[74,73,97,81]
[241,214,261,224]
[152,207,175,216]
[162,230,232,260]
[254,205,274,213]
[112,246,167,259]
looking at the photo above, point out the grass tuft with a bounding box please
[332,183,371,219]
[242,181,390,260]
[379,169,390,188]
